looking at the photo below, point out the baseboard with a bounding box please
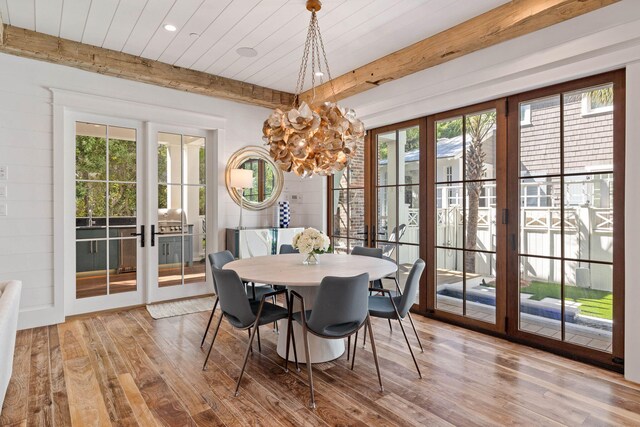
[18,305,65,330]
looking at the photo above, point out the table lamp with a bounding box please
[230,168,253,229]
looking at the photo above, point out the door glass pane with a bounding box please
[348,189,365,239]
[563,175,613,264]
[436,248,464,315]
[519,177,561,257]
[377,187,397,241]
[377,131,396,186]
[519,256,562,339]
[158,132,182,184]
[465,182,496,251]
[563,85,613,175]
[331,190,348,237]
[183,185,203,234]
[332,237,348,254]
[183,135,206,185]
[519,96,561,177]
[564,261,612,351]
[348,240,366,253]
[349,145,365,188]
[399,185,419,244]
[109,183,136,220]
[109,238,137,294]
[76,241,107,298]
[465,251,496,324]
[76,122,107,180]
[436,117,462,182]
[435,183,462,248]
[108,127,136,182]
[465,110,496,180]
[76,181,107,238]
[184,234,206,285]
[158,235,183,287]
[333,169,348,189]
[398,126,420,185]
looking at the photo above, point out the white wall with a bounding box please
[341,0,640,383]
[0,52,324,329]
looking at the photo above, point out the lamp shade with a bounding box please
[229,168,253,189]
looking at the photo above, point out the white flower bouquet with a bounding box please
[291,227,331,264]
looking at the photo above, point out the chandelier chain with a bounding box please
[315,16,338,102]
[293,11,316,105]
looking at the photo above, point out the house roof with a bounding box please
[378,134,464,165]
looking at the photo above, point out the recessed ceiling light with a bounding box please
[314,71,324,77]
[163,24,177,32]
[189,32,200,38]
[236,47,258,58]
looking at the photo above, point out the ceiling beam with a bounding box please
[0,21,295,109]
[301,0,620,103]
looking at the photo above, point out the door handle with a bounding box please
[151,224,168,247]
[130,225,145,248]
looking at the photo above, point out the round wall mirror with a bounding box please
[225,146,284,211]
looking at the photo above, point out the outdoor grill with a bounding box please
[158,208,187,234]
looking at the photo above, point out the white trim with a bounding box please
[624,61,640,383]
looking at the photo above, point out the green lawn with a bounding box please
[523,281,612,320]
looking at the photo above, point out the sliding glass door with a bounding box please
[507,71,625,364]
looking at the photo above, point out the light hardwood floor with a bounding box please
[2,306,640,426]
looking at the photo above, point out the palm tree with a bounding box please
[464,112,496,273]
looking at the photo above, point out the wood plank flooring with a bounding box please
[2,306,640,426]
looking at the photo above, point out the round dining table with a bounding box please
[224,253,397,363]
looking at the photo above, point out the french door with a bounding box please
[369,120,426,309]
[72,117,213,314]
[73,115,145,313]
[426,100,508,332]
[148,125,211,302]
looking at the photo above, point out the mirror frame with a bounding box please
[225,146,284,211]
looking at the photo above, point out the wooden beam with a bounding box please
[0,23,295,109]
[301,0,620,103]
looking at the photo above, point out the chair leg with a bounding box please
[396,316,422,378]
[351,330,358,370]
[247,328,253,354]
[362,321,367,348]
[347,336,351,361]
[200,297,219,348]
[256,325,262,353]
[234,324,259,397]
[366,315,384,392]
[301,321,315,409]
[202,313,223,370]
[387,319,393,333]
[406,312,424,353]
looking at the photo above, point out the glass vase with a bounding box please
[303,252,319,265]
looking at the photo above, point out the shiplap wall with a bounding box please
[0,52,324,328]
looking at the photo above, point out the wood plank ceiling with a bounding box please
[0,0,510,94]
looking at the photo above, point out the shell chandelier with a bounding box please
[262,0,365,177]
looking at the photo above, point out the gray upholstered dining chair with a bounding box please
[203,267,298,397]
[355,259,426,378]
[200,250,274,349]
[287,273,383,409]
[279,244,299,254]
